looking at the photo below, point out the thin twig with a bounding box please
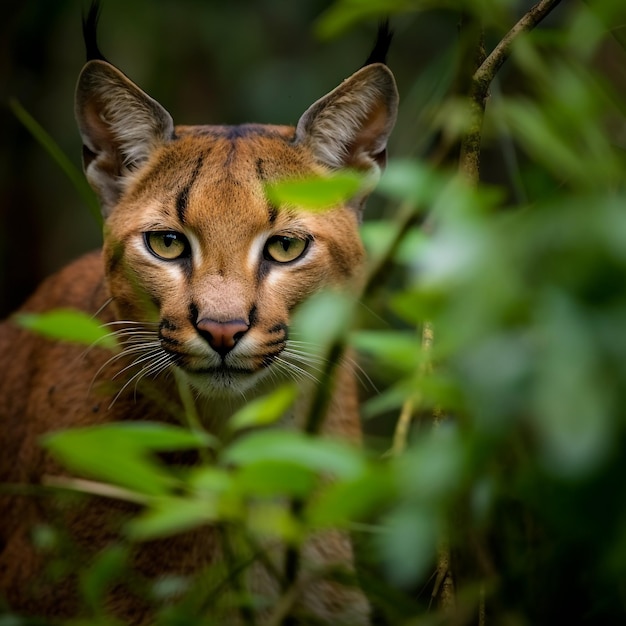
[474,0,564,93]
[431,536,455,613]
[173,367,212,463]
[460,0,564,183]
[267,571,315,626]
[279,340,345,623]
[302,340,345,436]
[9,98,101,223]
[219,527,257,626]
[454,3,564,624]
[392,396,415,456]
[42,475,149,504]
[479,583,486,626]
[391,321,436,456]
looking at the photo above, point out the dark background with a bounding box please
[0,0,424,316]
[1,0,625,318]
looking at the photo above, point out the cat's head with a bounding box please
[75,20,398,397]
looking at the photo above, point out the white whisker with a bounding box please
[282,351,326,369]
[108,351,173,409]
[108,329,159,337]
[86,320,177,405]
[92,297,114,318]
[101,320,159,327]
[274,355,320,386]
[90,341,161,385]
[283,345,326,358]
[344,355,378,393]
[111,347,165,382]
[282,340,377,393]
[130,353,173,400]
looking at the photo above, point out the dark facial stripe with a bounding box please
[257,259,271,283]
[160,318,178,331]
[260,352,282,368]
[105,238,125,276]
[264,336,287,348]
[249,305,258,327]
[189,302,199,326]
[268,322,288,335]
[176,155,205,223]
[180,256,193,281]
[256,159,278,224]
[256,158,265,180]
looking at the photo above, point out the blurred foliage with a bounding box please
[15,308,117,348]
[4,0,626,624]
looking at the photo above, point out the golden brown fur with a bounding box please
[0,25,397,625]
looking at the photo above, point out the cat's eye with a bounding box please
[144,231,190,260]
[264,236,309,263]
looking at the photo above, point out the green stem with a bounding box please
[9,98,101,223]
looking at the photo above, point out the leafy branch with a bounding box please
[460,0,564,182]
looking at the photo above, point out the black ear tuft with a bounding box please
[82,1,107,62]
[363,20,393,67]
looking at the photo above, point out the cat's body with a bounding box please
[0,8,397,624]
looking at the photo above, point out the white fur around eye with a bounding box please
[247,231,271,272]
[186,230,203,267]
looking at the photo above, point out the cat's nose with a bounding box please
[195,318,250,356]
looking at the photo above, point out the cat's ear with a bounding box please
[295,63,398,176]
[75,60,174,217]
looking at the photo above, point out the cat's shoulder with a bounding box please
[10,249,108,316]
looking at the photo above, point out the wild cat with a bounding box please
[0,5,397,624]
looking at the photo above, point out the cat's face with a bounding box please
[103,128,365,395]
[76,59,397,397]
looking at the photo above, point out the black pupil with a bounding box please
[164,234,176,248]
[280,237,291,251]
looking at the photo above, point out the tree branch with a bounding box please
[474,0,564,93]
[459,0,564,183]
[452,2,565,621]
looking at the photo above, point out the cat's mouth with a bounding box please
[181,361,275,395]
[106,321,294,399]
[166,346,282,395]
[156,322,287,395]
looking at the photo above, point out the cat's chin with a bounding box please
[180,366,270,398]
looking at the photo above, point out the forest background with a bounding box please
[3,0,626,624]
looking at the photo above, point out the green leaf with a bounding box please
[245,502,302,542]
[290,290,354,354]
[42,423,215,496]
[187,466,242,520]
[378,504,438,587]
[307,465,393,528]
[56,422,215,452]
[223,430,366,480]
[531,290,613,476]
[126,496,218,541]
[375,159,445,206]
[360,221,428,266]
[351,330,422,372]
[265,171,365,211]
[188,466,233,493]
[229,384,298,431]
[15,309,118,350]
[361,383,412,420]
[80,545,128,611]
[234,461,317,498]
[315,0,419,39]
[395,425,465,503]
